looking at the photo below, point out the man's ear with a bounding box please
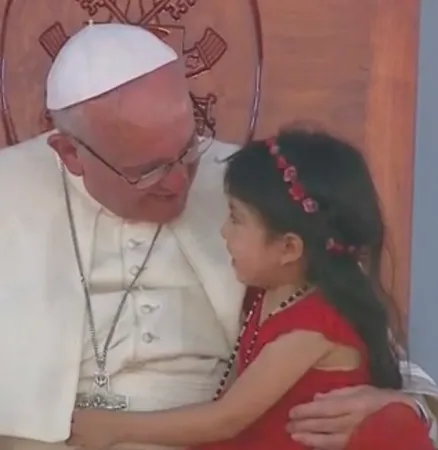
[47,133,84,176]
[280,232,304,266]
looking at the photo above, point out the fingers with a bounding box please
[291,432,348,450]
[290,386,370,419]
[314,385,369,400]
[286,415,354,435]
[289,397,354,420]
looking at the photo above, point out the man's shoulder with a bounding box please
[185,140,239,220]
[205,139,239,165]
[197,139,239,184]
[0,131,56,171]
[0,132,62,206]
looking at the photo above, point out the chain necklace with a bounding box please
[61,165,162,410]
[213,284,313,400]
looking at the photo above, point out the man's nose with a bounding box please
[159,162,190,192]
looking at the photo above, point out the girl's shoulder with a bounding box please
[258,289,365,350]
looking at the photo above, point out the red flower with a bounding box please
[289,183,305,201]
[266,138,279,155]
[276,156,288,169]
[326,238,335,250]
[326,238,343,252]
[271,145,280,155]
[302,198,318,213]
[283,166,297,182]
[266,136,276,147]
[326,238,356,255]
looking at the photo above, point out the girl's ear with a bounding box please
[279,232,304,265]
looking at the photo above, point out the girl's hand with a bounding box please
[67,409,119,449]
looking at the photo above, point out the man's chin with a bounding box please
[125,196,188,224]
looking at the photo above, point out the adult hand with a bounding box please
[286,385,417,450]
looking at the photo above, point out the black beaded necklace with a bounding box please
[213,284,313,400]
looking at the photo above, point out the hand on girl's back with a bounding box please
[286,385,414,450]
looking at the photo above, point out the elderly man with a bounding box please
[0,23,436,450]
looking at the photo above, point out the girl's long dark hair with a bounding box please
[224,128,402,389]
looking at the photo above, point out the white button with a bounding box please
[128,239,144,249]
[141,304,155,314]
[142,332,156,343]
[129,265,141,276]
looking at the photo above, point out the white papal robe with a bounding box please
[0,132,243,450]
[0,132,436,450]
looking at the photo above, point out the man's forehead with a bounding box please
[86,66,192,129]
[84,105,195,165]
[76,66,194,163]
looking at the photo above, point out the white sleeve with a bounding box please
[400,361,438,446]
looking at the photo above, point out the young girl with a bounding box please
[70,128,432,450]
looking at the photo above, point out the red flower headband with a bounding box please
[266,137,357,257]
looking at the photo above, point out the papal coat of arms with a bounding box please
[0,0,262,146]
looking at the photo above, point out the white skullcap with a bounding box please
[46,22,178,110]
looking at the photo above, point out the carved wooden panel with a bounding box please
[0,0,263,145]
[0,0,420,318]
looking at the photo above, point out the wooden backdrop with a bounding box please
[0,0,420,321]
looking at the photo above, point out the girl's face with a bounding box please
[221,197,303,287]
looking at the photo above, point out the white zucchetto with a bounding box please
[46,22,178,110]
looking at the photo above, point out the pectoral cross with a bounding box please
[75,370,128,410]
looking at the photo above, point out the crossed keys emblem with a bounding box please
[39,0,228,136]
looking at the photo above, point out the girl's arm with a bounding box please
[70,330,333,448]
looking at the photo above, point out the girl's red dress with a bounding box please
[191,289,432,450]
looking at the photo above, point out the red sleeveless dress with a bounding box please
[191,289,433,450]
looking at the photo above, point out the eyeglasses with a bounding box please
[71,134,213,190]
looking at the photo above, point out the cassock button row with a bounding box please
[129,265,142,276]
[127,239,144,249]
[141,304,155,314]
[142,332,156,343]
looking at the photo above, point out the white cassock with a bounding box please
[0,132,245,450]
